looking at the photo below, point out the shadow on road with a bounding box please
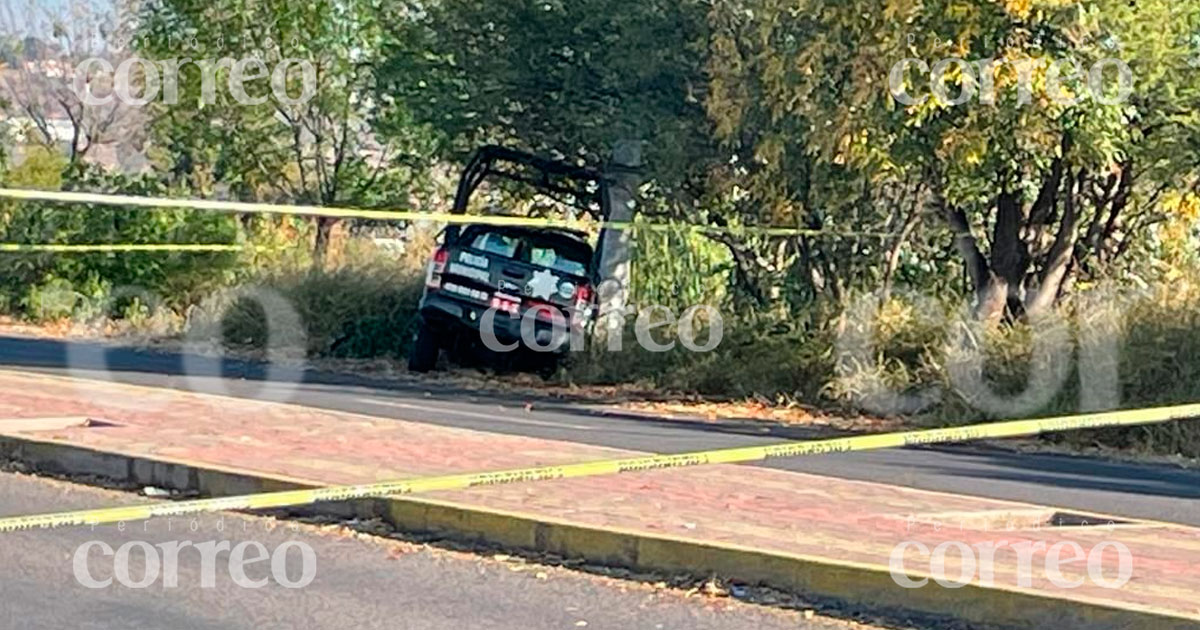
[904,444,1200,500]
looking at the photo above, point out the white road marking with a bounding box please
[355,398,595,431]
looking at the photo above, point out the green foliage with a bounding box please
[564,314,835,403]
[708,0,1200,317]
[1,145,63,190]
[378,0,718,187]
[21,277,79,320]
[0,156,242,321]
[237,215,316,275]
[135,0,439,265]
[630,220,732,312]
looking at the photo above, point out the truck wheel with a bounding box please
[408,324,440,372]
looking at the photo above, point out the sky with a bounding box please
[1,0,115,38]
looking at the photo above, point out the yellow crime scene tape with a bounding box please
[0,188,893,239]
[0,243,244,253]
[1,402,1196,533]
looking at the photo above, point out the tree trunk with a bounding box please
[312,217,340,271]
[880,201,921,302]
[710,232,770,306]
[970,273,1007,322]
[940,189,1038,322]
[939,198,999,320]
[597,141,643,327]
[988,189,1030,319]
[1026,169,1079,316]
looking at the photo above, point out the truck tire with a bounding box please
[408,323,439,372]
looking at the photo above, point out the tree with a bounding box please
[378,0,717,189]
[0,0,144,168]
[377,0,961,309]
[378,0,837,305]
[709,0,1200,320]
[135,0,437,268]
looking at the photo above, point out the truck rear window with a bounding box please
[470,232,520,258]
[529,243,588,277]
[463,229,591,277]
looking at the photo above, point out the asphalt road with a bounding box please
[0,471,874,630]
[2,334,1199,528]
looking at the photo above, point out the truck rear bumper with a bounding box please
[419,293,580,352]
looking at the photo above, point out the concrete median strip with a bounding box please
[1,370,1199,629]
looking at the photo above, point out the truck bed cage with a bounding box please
[451,145,611,222]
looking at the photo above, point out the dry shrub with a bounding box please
[190,236,427,360]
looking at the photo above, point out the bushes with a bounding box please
[563,313,835,402]
[908,285,1200,456]
[1067,285,1200,457]
[189,260,425,360]
[0,150,433,354]
[629,220,732,313]
[0,156,243,321]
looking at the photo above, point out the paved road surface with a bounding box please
[2,335,1198,528]
[0,471,884,630]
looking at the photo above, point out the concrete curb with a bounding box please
[2,433,1197,630]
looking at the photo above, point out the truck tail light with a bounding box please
[573,284,594,312]
[426,248,448,289]
[489,294,520,317]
